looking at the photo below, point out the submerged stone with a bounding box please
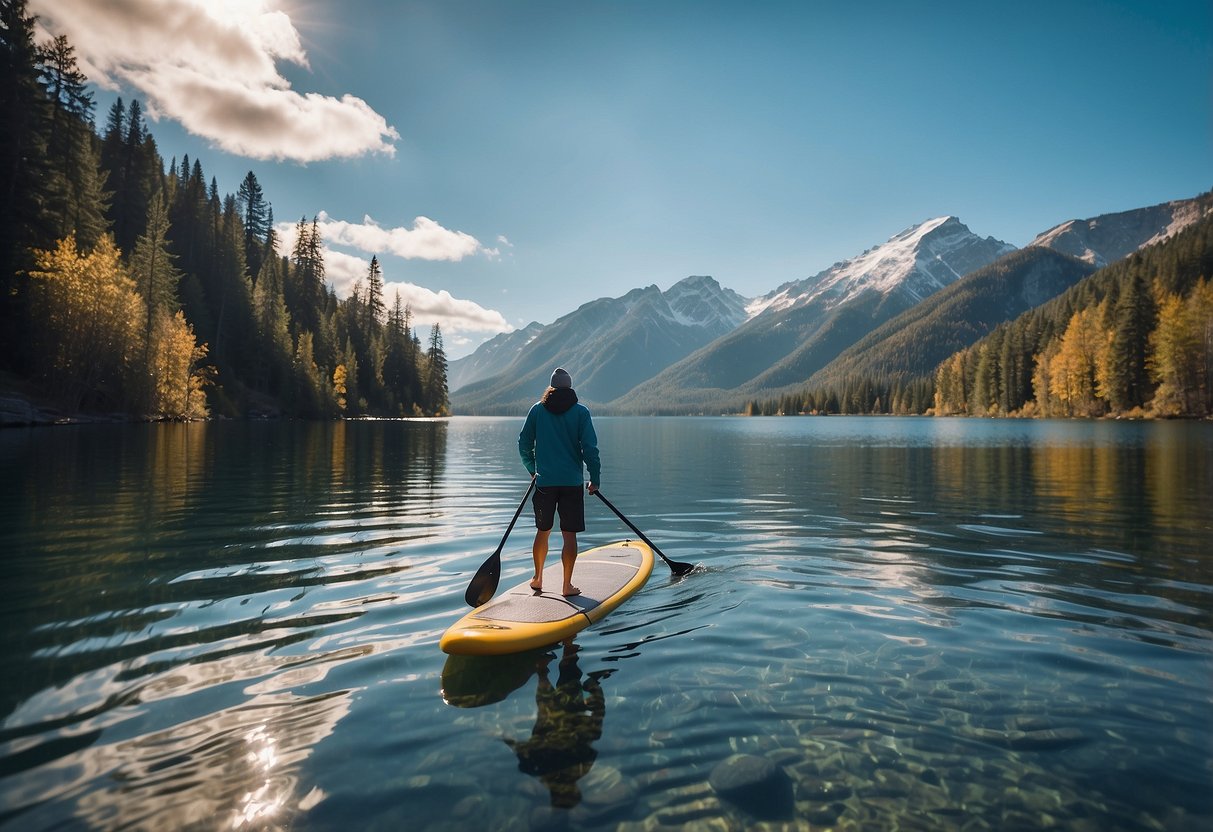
[709,754,794,820]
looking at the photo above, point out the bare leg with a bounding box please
[560,530,580,596]
[531,529,550,591]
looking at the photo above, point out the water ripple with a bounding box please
[0,418,1210,831]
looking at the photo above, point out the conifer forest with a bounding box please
[0,0,448,421]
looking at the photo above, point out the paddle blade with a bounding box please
[669,559,696,577]
[464,551,501,607]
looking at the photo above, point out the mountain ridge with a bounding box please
[450,189,1211,416]
[610,216,1015,413]
[449,275,748,414]
[1029,191,1213,267]
[806,247,1096,391]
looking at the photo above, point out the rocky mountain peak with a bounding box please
[747,217,1015,318]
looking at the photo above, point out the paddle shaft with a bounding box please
[464,479,535,607]
[594,490,695,576]
[496,478,535,556]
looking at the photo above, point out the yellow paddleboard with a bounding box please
[441,540,654,656]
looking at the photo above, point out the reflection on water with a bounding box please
[502,641,606,809]
[444,642,613,810]
[0,417,1210,831]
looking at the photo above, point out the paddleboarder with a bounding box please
[518,367,600,597]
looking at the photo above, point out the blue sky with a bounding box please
[33,0,1213,357]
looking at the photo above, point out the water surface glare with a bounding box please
[0,417,1210,831]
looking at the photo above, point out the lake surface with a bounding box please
[0,416,1210,831]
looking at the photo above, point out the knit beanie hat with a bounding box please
[550,367,572,388]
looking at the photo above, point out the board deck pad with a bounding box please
[441,541,653,655]
[474,545,643,623]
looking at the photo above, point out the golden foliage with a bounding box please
[27,236,211,418]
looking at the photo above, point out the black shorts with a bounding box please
[532,485,585,532]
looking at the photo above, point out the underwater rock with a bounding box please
[709,754,794,820]
[800,800,846,826]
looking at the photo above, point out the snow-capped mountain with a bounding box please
[807,247,1096,391]
[447,321,546,393]
[664,274,750,329]
[1029,192,1213,267]
[611,218,1015,413]
[748,216,1016,318]
[449,276,749,414]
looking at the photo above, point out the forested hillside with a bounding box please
[0,0,447,421]
[799,249,1095,400]
[934,212,1213,418]
[745,213,1213,418]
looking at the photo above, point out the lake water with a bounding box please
[0,416,1210,831]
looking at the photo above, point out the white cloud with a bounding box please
[315,248,369,296]
[31,0,398,162]
[385,280,512,337]
[315,212,484,262]
[273,224,510,338]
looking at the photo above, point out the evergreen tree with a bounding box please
[426,323,448,414]
[236,170,269,280]
[210,193,255,388]
[110,99,149,253]
[287,217,325,340]
[37,34,108,248]
[971,338,1000,415]
[1102,271,1157,411]
[99,97,125,193]
[129,189,182,404]
[0,0,53,368]
[364,255,385,331]
[251,247,292,396]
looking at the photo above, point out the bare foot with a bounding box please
[562,586,580,597]
[529,578,542,591]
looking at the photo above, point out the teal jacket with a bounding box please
[518,389,601,487]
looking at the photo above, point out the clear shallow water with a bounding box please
[0,416,1210,831]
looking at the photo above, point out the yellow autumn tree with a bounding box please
[1032,338,1061,417]
[27,235,142,410]
[28,235,212,419]
[333,364,348,413]
[1150,278,1213,416]
[1049,308,1106,417]
[151,311,212,419]
[933,352,968,415]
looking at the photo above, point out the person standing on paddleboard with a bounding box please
[518,367,601,597]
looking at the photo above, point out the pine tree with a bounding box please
[236,170,269,280]
[251,247,292,395]
[37,34,109,247]
[287,216,326,341]
[129,190,182,402]
[99,97,125,191]
[364,255,385,331]
[210,193,254,382]
[110,99,148,254]
[0,0,54,369]
[1102,271,1157,412]
[426,323,448,414]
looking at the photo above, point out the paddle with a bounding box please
[593,490,695,576]
[464,479,536,607]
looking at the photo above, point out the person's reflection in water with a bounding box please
[504,639,607,809]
